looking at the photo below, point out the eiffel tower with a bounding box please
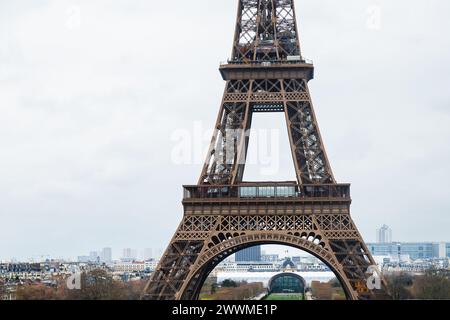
[143,0,389,300]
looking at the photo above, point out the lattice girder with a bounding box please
[200,78,334,186]
[143,207,388,300]
[232,0,301,62]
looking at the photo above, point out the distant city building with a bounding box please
[215,261,278,273]
[143,248,153,261]
[0,263,43,282]
[236,246,261,262]
[0,263,41,273]
[77,256,91,263]
[78,252,100,263]
[292,256,302,264]
[296,256,322,265]
[292,256,328,272]
[113,260,158,273]
[368,242,450,260]
[101,248,112,264]
[439,243,447,259]
[214,257,330,273]
[377,225,392,244]
[122,248,138,262]
[268,273,306,295]
[78,248,111,264]
[261,254,279,263]
[89,251,100,263]
[113,261,145,273]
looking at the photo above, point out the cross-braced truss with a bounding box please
[199,78,334,185]
[232,0,301,62]
[143,202,388,300]
[142,0,390,301]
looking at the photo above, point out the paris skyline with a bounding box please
[1,0,450,262]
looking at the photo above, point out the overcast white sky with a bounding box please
[1,0,450,261]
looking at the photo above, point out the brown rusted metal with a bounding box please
[142,0,390,300]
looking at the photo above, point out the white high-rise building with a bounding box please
[376,225,393,244]
[89,251,100,262]
[122,248,137,261]
[101,248,112,263]
[439,242,447,259]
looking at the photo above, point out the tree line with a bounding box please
[2,268,450,300]
[386,269,450,300]
[4,269,146,300]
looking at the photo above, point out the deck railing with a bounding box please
[183,183,350,201]
[220,59,314,67]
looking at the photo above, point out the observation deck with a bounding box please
[183,182,351,206]
[219,58,315,81]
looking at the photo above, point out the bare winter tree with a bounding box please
[412,270,450,300]
[14,269,146,300]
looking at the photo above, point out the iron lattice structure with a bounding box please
[143,0,390,300]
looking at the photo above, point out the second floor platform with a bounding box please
[183,182,351,206]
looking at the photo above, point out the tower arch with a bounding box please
[178,233,355,300]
